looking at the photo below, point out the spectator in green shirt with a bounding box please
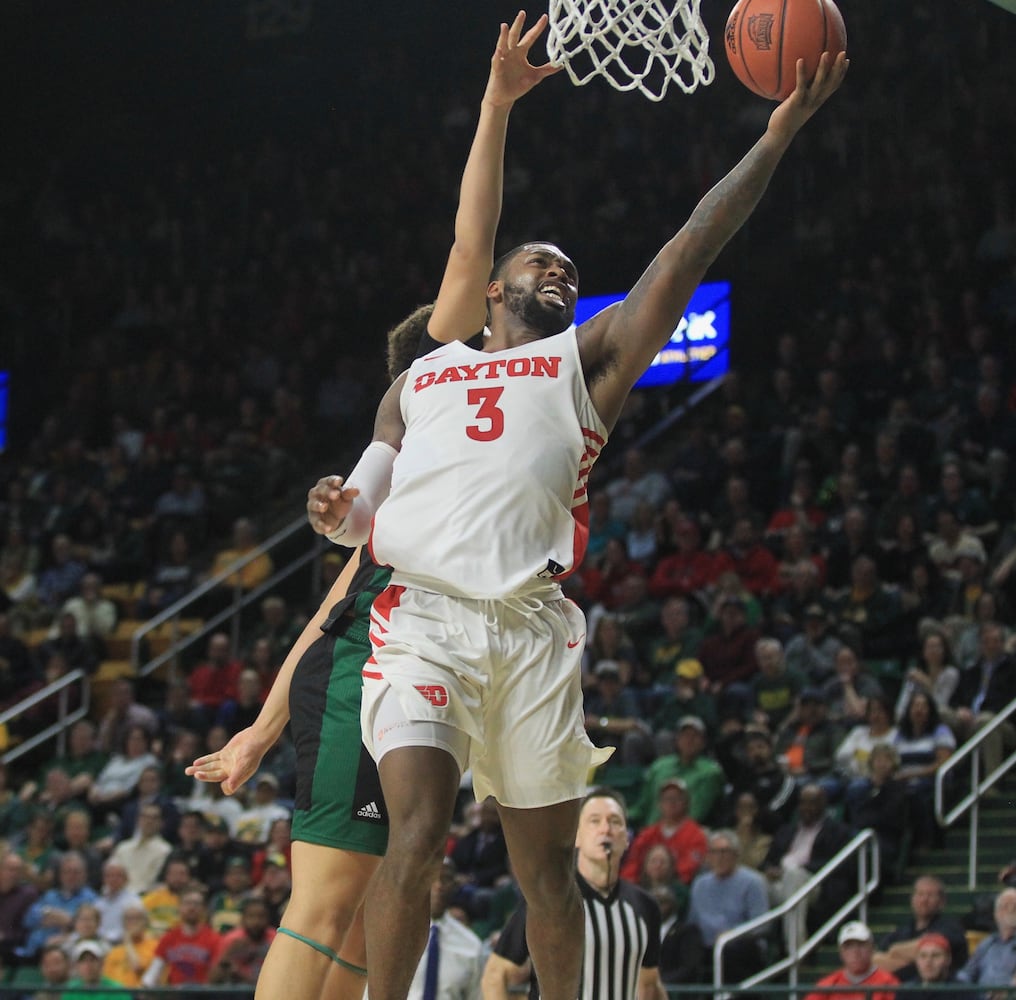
[631,716,725,828]
[60,940,123,1000]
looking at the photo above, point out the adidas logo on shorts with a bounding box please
[356,800,383,821]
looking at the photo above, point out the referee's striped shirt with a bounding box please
[494,872,661,1000]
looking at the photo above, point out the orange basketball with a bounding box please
[723,0,847,101]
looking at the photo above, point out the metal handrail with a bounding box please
[713,829,879,993]
[634,374,727,450]
[0,669,90,764]
[129,517,326,675]
[934,696,1016,888]
[0,514,327,764]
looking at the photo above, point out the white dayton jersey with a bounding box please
[369,327,608,600]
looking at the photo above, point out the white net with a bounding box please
[546,0,714,101]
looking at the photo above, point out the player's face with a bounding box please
[501,244,578,337]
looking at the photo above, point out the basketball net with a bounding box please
[547,0,714,101]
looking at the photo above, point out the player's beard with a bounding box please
[503,280,573,338]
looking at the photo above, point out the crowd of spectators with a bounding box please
[0,710,292,990]
[0,0,1015,993]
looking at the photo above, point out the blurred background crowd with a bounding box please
[1,0,1015,992]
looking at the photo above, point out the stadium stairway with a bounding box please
[803,770,1016,979]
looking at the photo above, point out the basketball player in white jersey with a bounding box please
[310,47,849,1000]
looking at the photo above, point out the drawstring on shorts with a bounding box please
[482,594,547,630]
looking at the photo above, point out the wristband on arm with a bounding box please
[326,441,398,547]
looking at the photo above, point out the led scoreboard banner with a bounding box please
[572,279,731,388]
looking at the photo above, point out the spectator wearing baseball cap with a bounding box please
[233,772,291,846]
[774,687,844,794]
[252,851,292,926]
[620,778,708,886]
[208,856,252,933]
[784,601,843,687]
[629,716,724,829]
[64,939,123,1000]
[650,658,717,756]
[194,812,234,896]
[803,921,899,1000]
[584,660,655,766]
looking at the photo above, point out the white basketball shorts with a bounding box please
[360,585,613,808]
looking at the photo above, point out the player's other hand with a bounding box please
[186,727,266,797]
[307,475,360,536]
[485,11,560,109]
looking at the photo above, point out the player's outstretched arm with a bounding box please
[581,51,849,431]
[186,548,364,794]
[429,11,559,345]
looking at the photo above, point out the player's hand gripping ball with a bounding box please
[724,0,847,100]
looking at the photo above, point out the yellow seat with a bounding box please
[106,618,147,660]
[102,581,144,617]
[23,627,50,650]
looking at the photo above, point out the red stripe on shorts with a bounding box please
[363,585,405,679]
[372,584,405,622]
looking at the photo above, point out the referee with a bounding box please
[482,787,667,1000]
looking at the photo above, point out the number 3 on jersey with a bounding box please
[466,386,505,442]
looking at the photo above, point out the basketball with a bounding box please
[723,0,847,101]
